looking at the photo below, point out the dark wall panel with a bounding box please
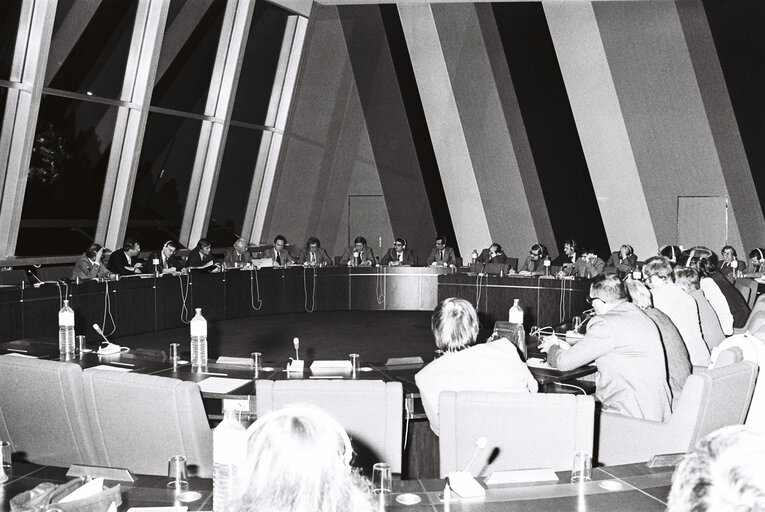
[491,3,608,257]
[378,6,458,256]
[338,6,437,265]
[703,0,765,219]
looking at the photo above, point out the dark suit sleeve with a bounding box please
[186,249,202,268]
[320,249,333,266]
[426,249,437,265]
[106,251,129,275]
[405,250,417,266]
[478,249,490,264]
[446,248,457,265]
[380,249,393,265]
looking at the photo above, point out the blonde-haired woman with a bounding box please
[233,405,375,512]
[415,297,537,435]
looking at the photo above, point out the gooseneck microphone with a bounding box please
[293,337,300,360]
[93,323,110,344]
[461,437,488,474]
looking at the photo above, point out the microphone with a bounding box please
[93,323,110,344]
[447,436,488,498]
[461,437,488,474]
[293,337,300,360]
[27,270,44,287]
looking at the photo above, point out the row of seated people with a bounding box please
[416,246,753,438]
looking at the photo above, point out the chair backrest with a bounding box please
[735,279,753,306]
[438,391,595,478]
[670,361,757,449]
[745,294,765,331]
[0,356,100,467]
[714,346,745,368]
[256,380,403,474]
[82,370,213,477]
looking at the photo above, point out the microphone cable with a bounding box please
[376,270,385,305]
[178,272,191,324]
[249,267,262,311]
[101,280,117,336]
[303,266,316,313]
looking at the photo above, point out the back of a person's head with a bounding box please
[659,245,682,263]
[590,274,626,303]
[431,297,479,352]
[674,266,700,292]
[668,425,765,511]
[624,278,653,309]
[643,256,674,281]
[234,406,374,512]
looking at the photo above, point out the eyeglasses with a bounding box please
[585,296,602,305]
[394,243,403,247]
[529,252,541,257]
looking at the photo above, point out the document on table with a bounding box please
[196,377,250,394]
[84,365,132,372]
[485,469,559,485]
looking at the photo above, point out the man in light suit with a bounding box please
[297,237,333,267]
[339,236,376,266]
[541,274,671,422]
[224,238,253,267]
[425,235,457,266]
[380,238,417,266]
[262,235,294,267]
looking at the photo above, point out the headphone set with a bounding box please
[757,248,764,263]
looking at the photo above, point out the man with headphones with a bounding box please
[606,244,638,276]
[380,238,416,266]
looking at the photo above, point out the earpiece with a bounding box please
[758,248,764,262]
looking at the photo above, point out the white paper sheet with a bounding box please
[485,469,559,485]
[196,377,250,394]
[84,365,132,372]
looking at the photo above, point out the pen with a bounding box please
[110,362,134,367]
[196,371,228,376]
[444,480,451,512]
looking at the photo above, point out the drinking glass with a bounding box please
[169,343,180,368]
[372,462,392,494]
[571,452,592,483]
[349,353,360,372]
[167,455,188,489]
[1,440,11,469]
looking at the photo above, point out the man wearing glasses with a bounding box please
[540,274,671,421]
[519,243,549,275]
[426,235,457,266]
[381,238,416,266]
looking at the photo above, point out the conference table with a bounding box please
[0,266,590,344]
[0,460,675,511]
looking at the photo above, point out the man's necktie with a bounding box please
[276,252,281,265]
[440,250,444,261]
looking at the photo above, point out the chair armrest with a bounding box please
[598,411,686,466]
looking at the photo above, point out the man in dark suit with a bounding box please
[339,236,376,266]
[147,240,184,273]
[381,238,417,266]
[106,237,144,275]
[477,243,507,264]
[262,235,294,267]
[186,238,219,271]
[426,235,457,266]
[297,237,333,267]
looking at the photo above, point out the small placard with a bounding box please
[67,464,135,482]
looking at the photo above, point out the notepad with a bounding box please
[196,377,250,394]
[485,468,559,485]
[310,360,352,370]
[216,356,253,366]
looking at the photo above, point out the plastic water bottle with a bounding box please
[213,406,246,512]
[471,249,478,265]
[507,299,527,360]
[543,256,551,276]
[58,299,75,357]
[190,308,207,367]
